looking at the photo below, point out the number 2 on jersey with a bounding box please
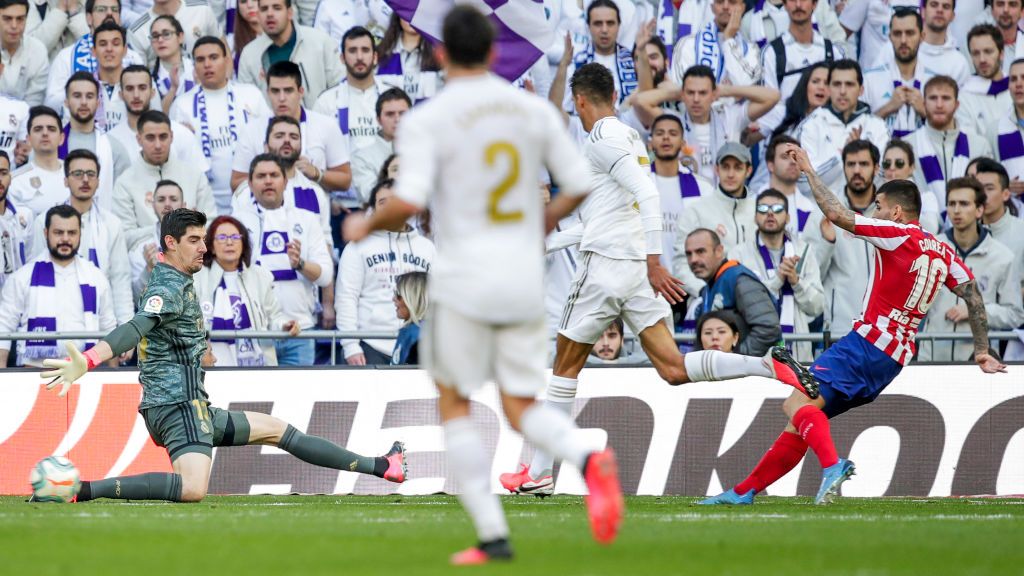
[484,142,523,224]
[904,254,948,314]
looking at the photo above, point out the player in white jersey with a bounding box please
[501,63,823,498]
[342,5,624,565]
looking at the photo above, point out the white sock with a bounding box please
[520,402,590,472]
[444,417,508,542]
[527,376,578,478]
[683,350,772,382]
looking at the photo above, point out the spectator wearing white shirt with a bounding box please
[958,24,1013,143]
[311,0,366,50]
[562,0,636,112]
[25,0,89,58]
[229,61,350,193]
[971,158,1024,281]
[233,153,333,366]
[996,59,1024,203]
[838,0,919,69]
[148,14,194,109]
[27,149,132,324]
[916,0,971,84]
[0,150,32,294]
[633,66,779,182]
[352,88,409,203]
[61,71,132,207]
[799,59,889,188]
[112,109,215,248]
[0,93,27,163]
[129,177,179,300]
[376,11,439,105]
[108,64,206,175]
[126,0,218,62]
[170,36,267,213]
[0,0,50,106]
[862,9,928,139]
[920,178,1024,361]
[988,0,1024,75]
[763,134,819,238]
[742,0,847,50]
[336,179,434,366]
[670,0,762,88]
[9,107,67,214]
[236,0,344,107]
[0,204,116,367]
[89,18,135,131]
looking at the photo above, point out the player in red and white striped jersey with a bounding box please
[701,144,1007,507]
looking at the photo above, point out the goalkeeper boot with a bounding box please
[499,464,554,497]
[698,488,755,505]
[583,448,624,545]
[382,441,407,483]
[764,347,819,399]
[450,538,514,565]
[815,458,855,505]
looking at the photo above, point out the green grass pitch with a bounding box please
[3,495,1022,575]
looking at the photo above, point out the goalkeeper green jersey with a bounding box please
[136,263,207,409]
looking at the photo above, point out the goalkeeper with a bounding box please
[41,209,406,503]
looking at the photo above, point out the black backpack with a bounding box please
[770,35,834,87]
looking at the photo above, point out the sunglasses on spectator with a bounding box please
[882,159,907,170]
[756,204,786,214]
[214,234,243,242]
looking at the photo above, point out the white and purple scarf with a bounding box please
[656,0,708,49]
[756,234,795,336]
[254,207,299,282]
[23,259,99,361]
[962,75,1010,97]
[996,114,1024,183]
[574,43,638,105]
[209,271,265,366]
[70,34,96,73]
[913,128,971,211]
[890,77,924,138]
[194,85,243,161]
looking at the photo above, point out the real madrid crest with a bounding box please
[293,223,303,235]
[29,176,41,189]
[266,231,286,253]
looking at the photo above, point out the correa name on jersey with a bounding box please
[918,236,952,259]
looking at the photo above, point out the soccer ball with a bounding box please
[29,456,81,503]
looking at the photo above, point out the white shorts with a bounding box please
[423,303,547,398]
[559,252,672,345]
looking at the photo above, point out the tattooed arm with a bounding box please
[781,143,857,232]
[951,280,1008,374]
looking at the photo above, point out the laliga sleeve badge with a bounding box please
[144,295,164,313]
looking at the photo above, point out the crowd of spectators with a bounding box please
[0,0,1022,367]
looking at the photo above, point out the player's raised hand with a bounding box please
[40,342,89,397]
[975,351,1008,374]
[647,258,686,304]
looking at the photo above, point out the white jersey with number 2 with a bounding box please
[395,73,591,324]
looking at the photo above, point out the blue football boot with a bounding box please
[698,488,755,505]
[815,458,856,504]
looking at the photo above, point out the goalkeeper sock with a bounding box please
[78,473,183,502]
[683,351,773,382]
[445,416,509,542]
[278,425,383,476]
[792,405,838,468]
[527,376,577,479]
[520,403,589,471]
[734,431,807,495]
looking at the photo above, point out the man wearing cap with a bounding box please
[673,141,757,297]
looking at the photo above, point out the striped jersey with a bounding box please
[851,214,973,365]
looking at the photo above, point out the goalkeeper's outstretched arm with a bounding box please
[41,314,160,395]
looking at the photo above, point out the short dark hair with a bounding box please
[0,0,29,13]
[890,6,922,30]
[367,177,394,209]
[192,35,227,57]
[570,62,615,106]
[924,75,959,99]
[341,25,375,52]
[828,59,863,86]
[45,204,81,230]
[972,156,1010,190]
[258,0,291,7]
[442,4,494,67]
[28,105,61,131]
[248,152,286,179]
[842,139,880,164]
[92,18,126,44]
[651,113,683,132]
[137,109,171,132]
[63,149,100,177]
[267,60,303,88]
[682,65,717,90]
[586,0,620,23]
[967,24,1003,54]
[120,64,151,85]
[264,114,301,144]
[205,215,252,268]
[375,87,412,118]
[756,188,789,211]
[687,227,722,248]
[160,208,207,251]
[154,179,183,196]
[884,139,915,166]
[66,70,99,95]
[946,177,986,208]
[646,35,668,61]
[377,153,398,185]
[876,179,922,217]
[86,0,120,14]
[766,134,799,163]
[152,14,184,36]
[0,150,9,166]
[1011,57,1024,73]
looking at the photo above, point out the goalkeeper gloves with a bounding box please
[41,342,101,397]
